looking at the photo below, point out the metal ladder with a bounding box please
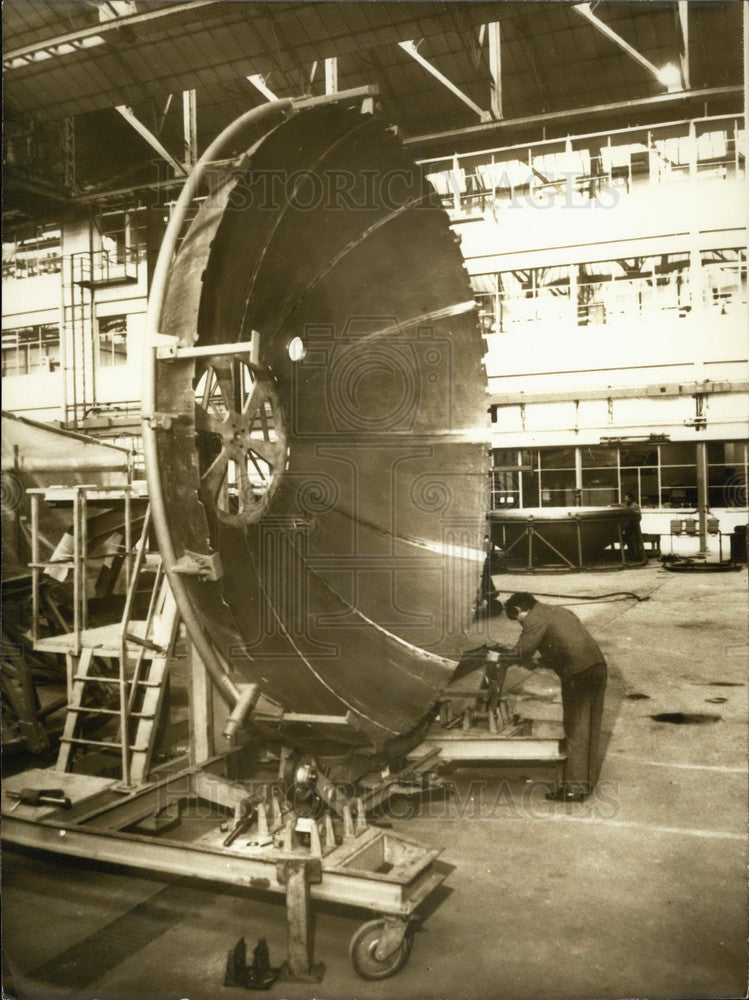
[55,506,180,786]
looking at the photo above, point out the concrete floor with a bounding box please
[3,561,748,1000]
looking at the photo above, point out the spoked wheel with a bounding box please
[193,355,287,527]
[349,918,413,980]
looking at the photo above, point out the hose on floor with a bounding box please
[511,590,651,603]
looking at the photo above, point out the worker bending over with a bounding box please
[504,592,607,802]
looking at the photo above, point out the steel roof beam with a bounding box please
[574,3,676,90]
[115,105,186,177]
[4,1,219,67]
[405,86,742,148]
[398,39,491,122]
[247,75,278,102]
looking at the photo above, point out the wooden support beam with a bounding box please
[398,39,491,121]
[247,73,278,102]
[677,1,690,91]
[574,3,672,88]
[488,21,502,119]
[182,89,197,169]
[115,105,186,176]
[324,56,338,94]
[277,860,324,982]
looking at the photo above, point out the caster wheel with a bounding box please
[349,919,412,980]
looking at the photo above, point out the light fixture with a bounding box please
[656,62,682,92]
[288,336,306,362]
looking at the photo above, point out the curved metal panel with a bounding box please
[147,104,490,748]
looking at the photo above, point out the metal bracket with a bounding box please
[172,549,223,581]
[146,411,191,431]
[156,340,256,361]
[374,916,409,962]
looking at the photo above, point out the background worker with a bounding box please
[621,492,645,562]
[503,592,608,802]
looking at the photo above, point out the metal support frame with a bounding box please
[1,754,446,983]
[115,105,186,176]
[574,3,676,90]
[490,380,749,409]
[405,85,742,150]
[63,117,76,191]
[398,40,491,121]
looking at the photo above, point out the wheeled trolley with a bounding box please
[1,751,446,982]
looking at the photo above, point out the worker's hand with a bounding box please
[481,662,499,687]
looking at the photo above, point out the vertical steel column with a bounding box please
[616,519,626,565]
[124,488,132,593]
[69,254,78,428]
[80,488,88,631]
[72,488,81,656]
[188,641,215,765]
[30,492,40,645]
[574,446,583,497]
[696,440,709,555]
[63,117,76,191]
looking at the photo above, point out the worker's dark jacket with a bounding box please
[516,603,605,681]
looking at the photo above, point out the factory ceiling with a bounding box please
[2,0,744,227]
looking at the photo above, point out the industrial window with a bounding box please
[473,252,693,333]
[707,441,748,508]
[491,448,522,509]
[423,116,744,217]
[1,324,60,376]
[580,446,618,507]
[619,444,659,509]
[538,447,576,507]
[2,227,62,279]
[96,207,147,263]
[98,315,128,367]
[701,248,747,313]
[577,253,691,326]
[491,442,747,512]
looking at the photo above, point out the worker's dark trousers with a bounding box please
[561,662,607,795]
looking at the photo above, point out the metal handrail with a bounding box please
[118,504,153,787]
[126,557,164,716]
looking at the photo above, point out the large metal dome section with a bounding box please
[146,99,490,750]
